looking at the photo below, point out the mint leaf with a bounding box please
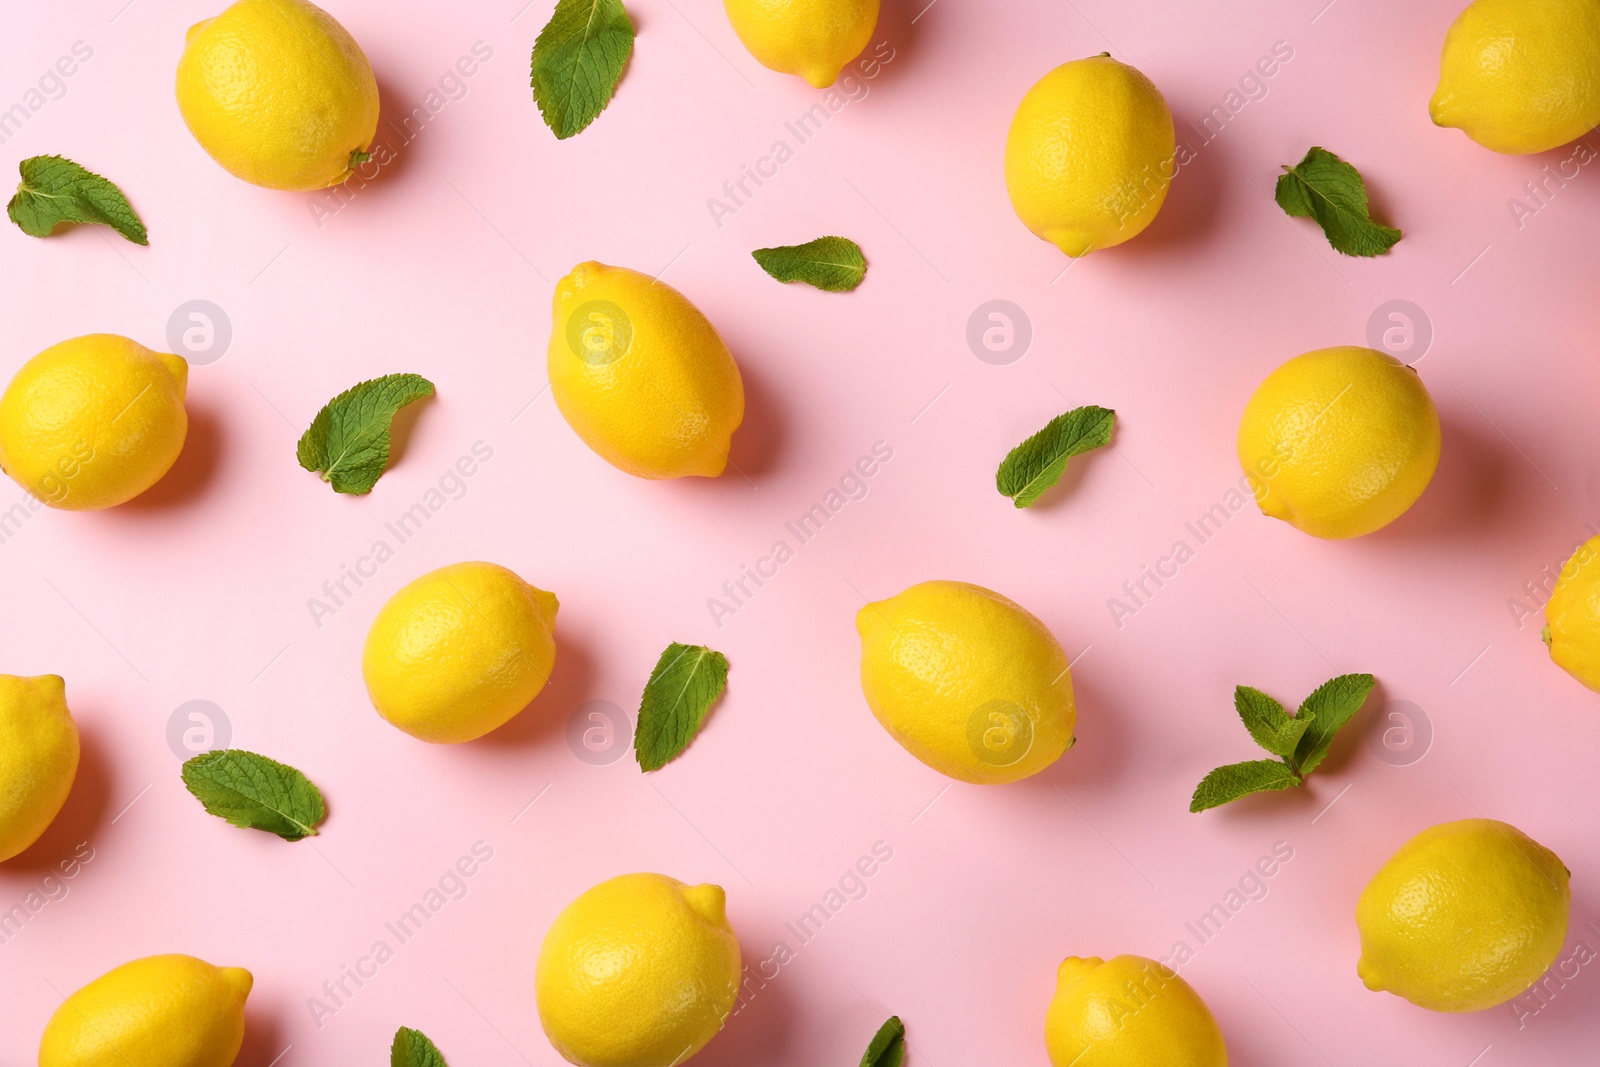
[1189,760,1301,813]
[860,1016,905,1067]
[634,643,728,771]
[1291,672,1374,775]
[1234,686,1314,758]
[8,155,147,245]
[531,0,634,139]
[1275,147,1400,257]
[181,750,325,841]
[391,1026,447,1067]
[996,405,1115,508]
[752,236,867,292]
[296,373,435,494]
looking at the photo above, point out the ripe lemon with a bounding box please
[537,873,741,1067]
[1045,955,1228,1067]
[723,0,879,87]
[1544,533,1600,691]
[1356,819,1570,1012]
[1237,346,1440,540]
[39,954,252,1067]
[856,580,1076,785]
[548,262,745,480]
[1430,0,1600,154]
[177,0,379,190]
[0,675,79,863]
[363,562,558,744]
[1005,54,1176,257]
[0,334,188,511]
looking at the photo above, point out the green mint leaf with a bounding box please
[181,749,326,841]
[391,1027,447,1067]
[8,155,147,245]
[1274,147,1400,257]
[531,0,635,139]
[296,373,435,495]
[860,1016,905,1067]
[1189,759,1301,813]
[752,236,867,292]
[634,642,728,771]
[1234,685,1314,758]
[995,405,1115,508]
[1291,672,1375,775]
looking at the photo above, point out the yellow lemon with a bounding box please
[1356,819,1570,1012]
[537,873,741,1067]
[1430,0,1600,154]
[177,0,379,190]
[723,0,879,87]
[1543,533,1600,691]
[548,262,745,480]
[0,675,78,863]
[1045,955,1228,1067]
[363,561,558,744]
[1005,54,1176,257]
[39,954,252,1067]
[1237,346,1440,540]
[0,334,188,511]
[856,580,1076,785]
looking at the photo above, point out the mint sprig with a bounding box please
[1190,673,1374,812]
[860,1016,905,1067]
[1274,147,1400,257]
[531,0,635,139]
[181,749,326,841]
[752,236,867,292]
[634,643,728,771]
[7,155,147,245]
[296,373,435,495]
[995,405,1115,508]
[391,1026,447,1067]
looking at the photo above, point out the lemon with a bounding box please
[0,675,79,863]
[723,0,879,87]
[537,873,741,1067]
[177,0,379,190]
[1544,533,1600,691]
[0,334,188,511]
[363,562,558,744]
[1357,819,1570,1012]
[1045,955,1228,1067]
[856,580,1076,785]
[1237,346,1440,540]
[1430,0,1600,154]
[1005,54,1176,258]
[548,262,745,480]
[39,954,252,1067]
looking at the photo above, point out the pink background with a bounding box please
[2,0,1599,1063]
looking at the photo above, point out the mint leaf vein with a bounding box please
[1274,146,1400,257]
[181,749,325,841]
[531,0,635,139]
[752,236,867,291]
[996,405,1115,508]
[634,642,728,771]
[296,373,435,495]
[8,155,147,245]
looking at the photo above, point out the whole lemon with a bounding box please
[0,675,79,863]
[723,0,879,88]
[39,954,252,1067]
[363,562,558,744]
[548,262,745,480]
[0,334,188,511]
[1356,819,1570,1012]
[1005,54,1176,257]
[1237,346,1440,540]
[1045,955,1228,1067]
[1543,533,1600,691]
[856,580,1076,785]
[537,873,741,1067]
[1430,0,1600,154]
[177,0,379,190]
